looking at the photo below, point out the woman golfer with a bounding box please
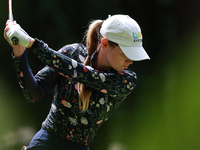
[4,14,150,150]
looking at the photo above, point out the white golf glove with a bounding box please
[6,24,31,48]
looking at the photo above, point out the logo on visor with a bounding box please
[133,32,142,42]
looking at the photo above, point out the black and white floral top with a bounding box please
[13,38,137,145]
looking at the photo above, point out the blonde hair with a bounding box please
[78,20,103,112]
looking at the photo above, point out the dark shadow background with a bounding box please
[0,0,200,149]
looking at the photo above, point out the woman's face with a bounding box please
[106,45,133,72]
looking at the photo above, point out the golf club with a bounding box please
[8,0,19,45]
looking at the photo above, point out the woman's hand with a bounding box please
[4,20,35,57]
[4,20,26,57]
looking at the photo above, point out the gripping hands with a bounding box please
[5,21,31,48]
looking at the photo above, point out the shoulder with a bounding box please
[58,43,87,63]
[58,43,86,56]
[120,68,137,85]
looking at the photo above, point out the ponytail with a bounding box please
[78,20,103,112]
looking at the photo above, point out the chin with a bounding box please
[117,69,124,72]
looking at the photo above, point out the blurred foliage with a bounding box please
[0,0,200,150]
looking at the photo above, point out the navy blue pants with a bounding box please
[27,129,90,150]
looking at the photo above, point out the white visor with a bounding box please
[119,45,150,61]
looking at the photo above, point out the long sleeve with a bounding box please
[13,50,61,102]
[17,39,138,146]
[29,39,137,97]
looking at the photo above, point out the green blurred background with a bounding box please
[1,0,200,150]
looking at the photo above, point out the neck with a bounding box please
[93,47,111,71]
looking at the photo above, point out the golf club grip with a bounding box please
[12,37,19,45]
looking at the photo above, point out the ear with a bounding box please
[101,38,109,49]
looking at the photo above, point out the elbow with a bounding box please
[26,89,44,102]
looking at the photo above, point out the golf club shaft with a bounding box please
[8,0,19,45]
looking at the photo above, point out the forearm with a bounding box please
[10,43,26,58]
[20,51,43,100]
[13,51,37,102]
[14,50,58,101]
[28,39,137,96]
